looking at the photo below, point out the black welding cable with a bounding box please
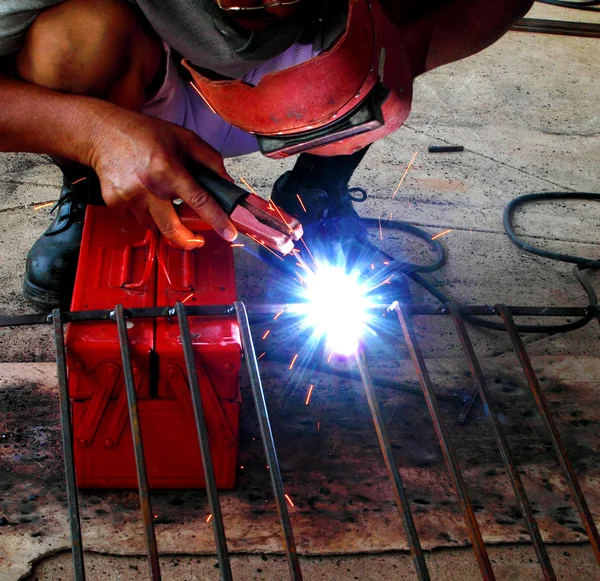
[359,212,597,334]
[503,192,600,269]
[536,0,600,11]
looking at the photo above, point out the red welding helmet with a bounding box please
[183,0,412,158]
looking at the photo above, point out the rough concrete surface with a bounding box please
[1,3,599,580]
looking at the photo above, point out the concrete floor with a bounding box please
[1,3,599,580]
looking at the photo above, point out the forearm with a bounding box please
[0,73,118,166]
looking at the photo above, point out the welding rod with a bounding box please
[449,305,556,581]
[114,305,162,581]
[235,302,303,581]
[52,309,86,581]
[395,304,496,581]
[175,303,233,581]
[497,305,600,566]
[355,345,430,581]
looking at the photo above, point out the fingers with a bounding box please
[171,165,238,242]
[148,197,205,249]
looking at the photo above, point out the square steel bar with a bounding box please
[175,302,233,581]
[114,304,162,581]
[52,309,86,581]
[235,301,303,581]
[355,345,430,580]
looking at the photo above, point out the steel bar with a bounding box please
[114,304,162,581]
[497,304,600,565]
[52,309,86,581]
[175,302,233,581]
[355,345,430,581]
[449,304,556,580]
[1,304,598,328]
[394,305,495,580]
[235,301,303,581]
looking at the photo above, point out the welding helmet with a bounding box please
[183,0,411,158]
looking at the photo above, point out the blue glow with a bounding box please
[294,263,375,355]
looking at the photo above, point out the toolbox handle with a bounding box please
[122,230,158,290]
[158,237,195,292]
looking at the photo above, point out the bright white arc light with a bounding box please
[301,266,372,355]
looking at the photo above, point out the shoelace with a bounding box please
[49,188,87,220]
[319,186,368,221]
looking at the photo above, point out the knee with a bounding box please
[15,0,160,101]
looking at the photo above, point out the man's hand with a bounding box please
[87,108,238,249]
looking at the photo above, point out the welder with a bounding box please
[0,0,533,310]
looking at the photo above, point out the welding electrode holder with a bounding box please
[186,161,303,255]
[187,161,247,213]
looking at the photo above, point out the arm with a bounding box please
[0,55,237,248]
[382,0,534,77]
[0,55,107,166]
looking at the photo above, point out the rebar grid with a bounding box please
[1,302,599,580]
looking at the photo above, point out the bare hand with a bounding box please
[86,108,237,249]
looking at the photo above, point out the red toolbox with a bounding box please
[67,205,240,489]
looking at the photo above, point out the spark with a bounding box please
[188,238,205,245]
[206,514,213,523]
[33,201,54,211]
[327,352,333,363]
[262,330,271,340]
[300,237,316,265]
[267,197,294,236]
[378,217,383,240]
[431,228,453,241]
[239,176,258,194]
[284,494,295,507]
[190,81,217,114]
[383,261,389,265]
[258,352,266,361]
[392,151,418,199]
[317,421,321,431]
[296,262,306,269]
[305,384,314,405]
[296,194,307,213]
[273,309,285,320]
[71,177,86,185]
[248,234,284,261]
[231,243,245,248]
[289,354,298,370]
[370,274,395,291]
[182,293,194,304]
[371,264,375,270]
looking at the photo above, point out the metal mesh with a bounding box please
[1,301,599,581]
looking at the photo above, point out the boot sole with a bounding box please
[22,278,70,312]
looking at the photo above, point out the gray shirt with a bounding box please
[0,0,347,78]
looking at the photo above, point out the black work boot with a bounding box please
[23,165,101,311]
[268,149,411,304]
